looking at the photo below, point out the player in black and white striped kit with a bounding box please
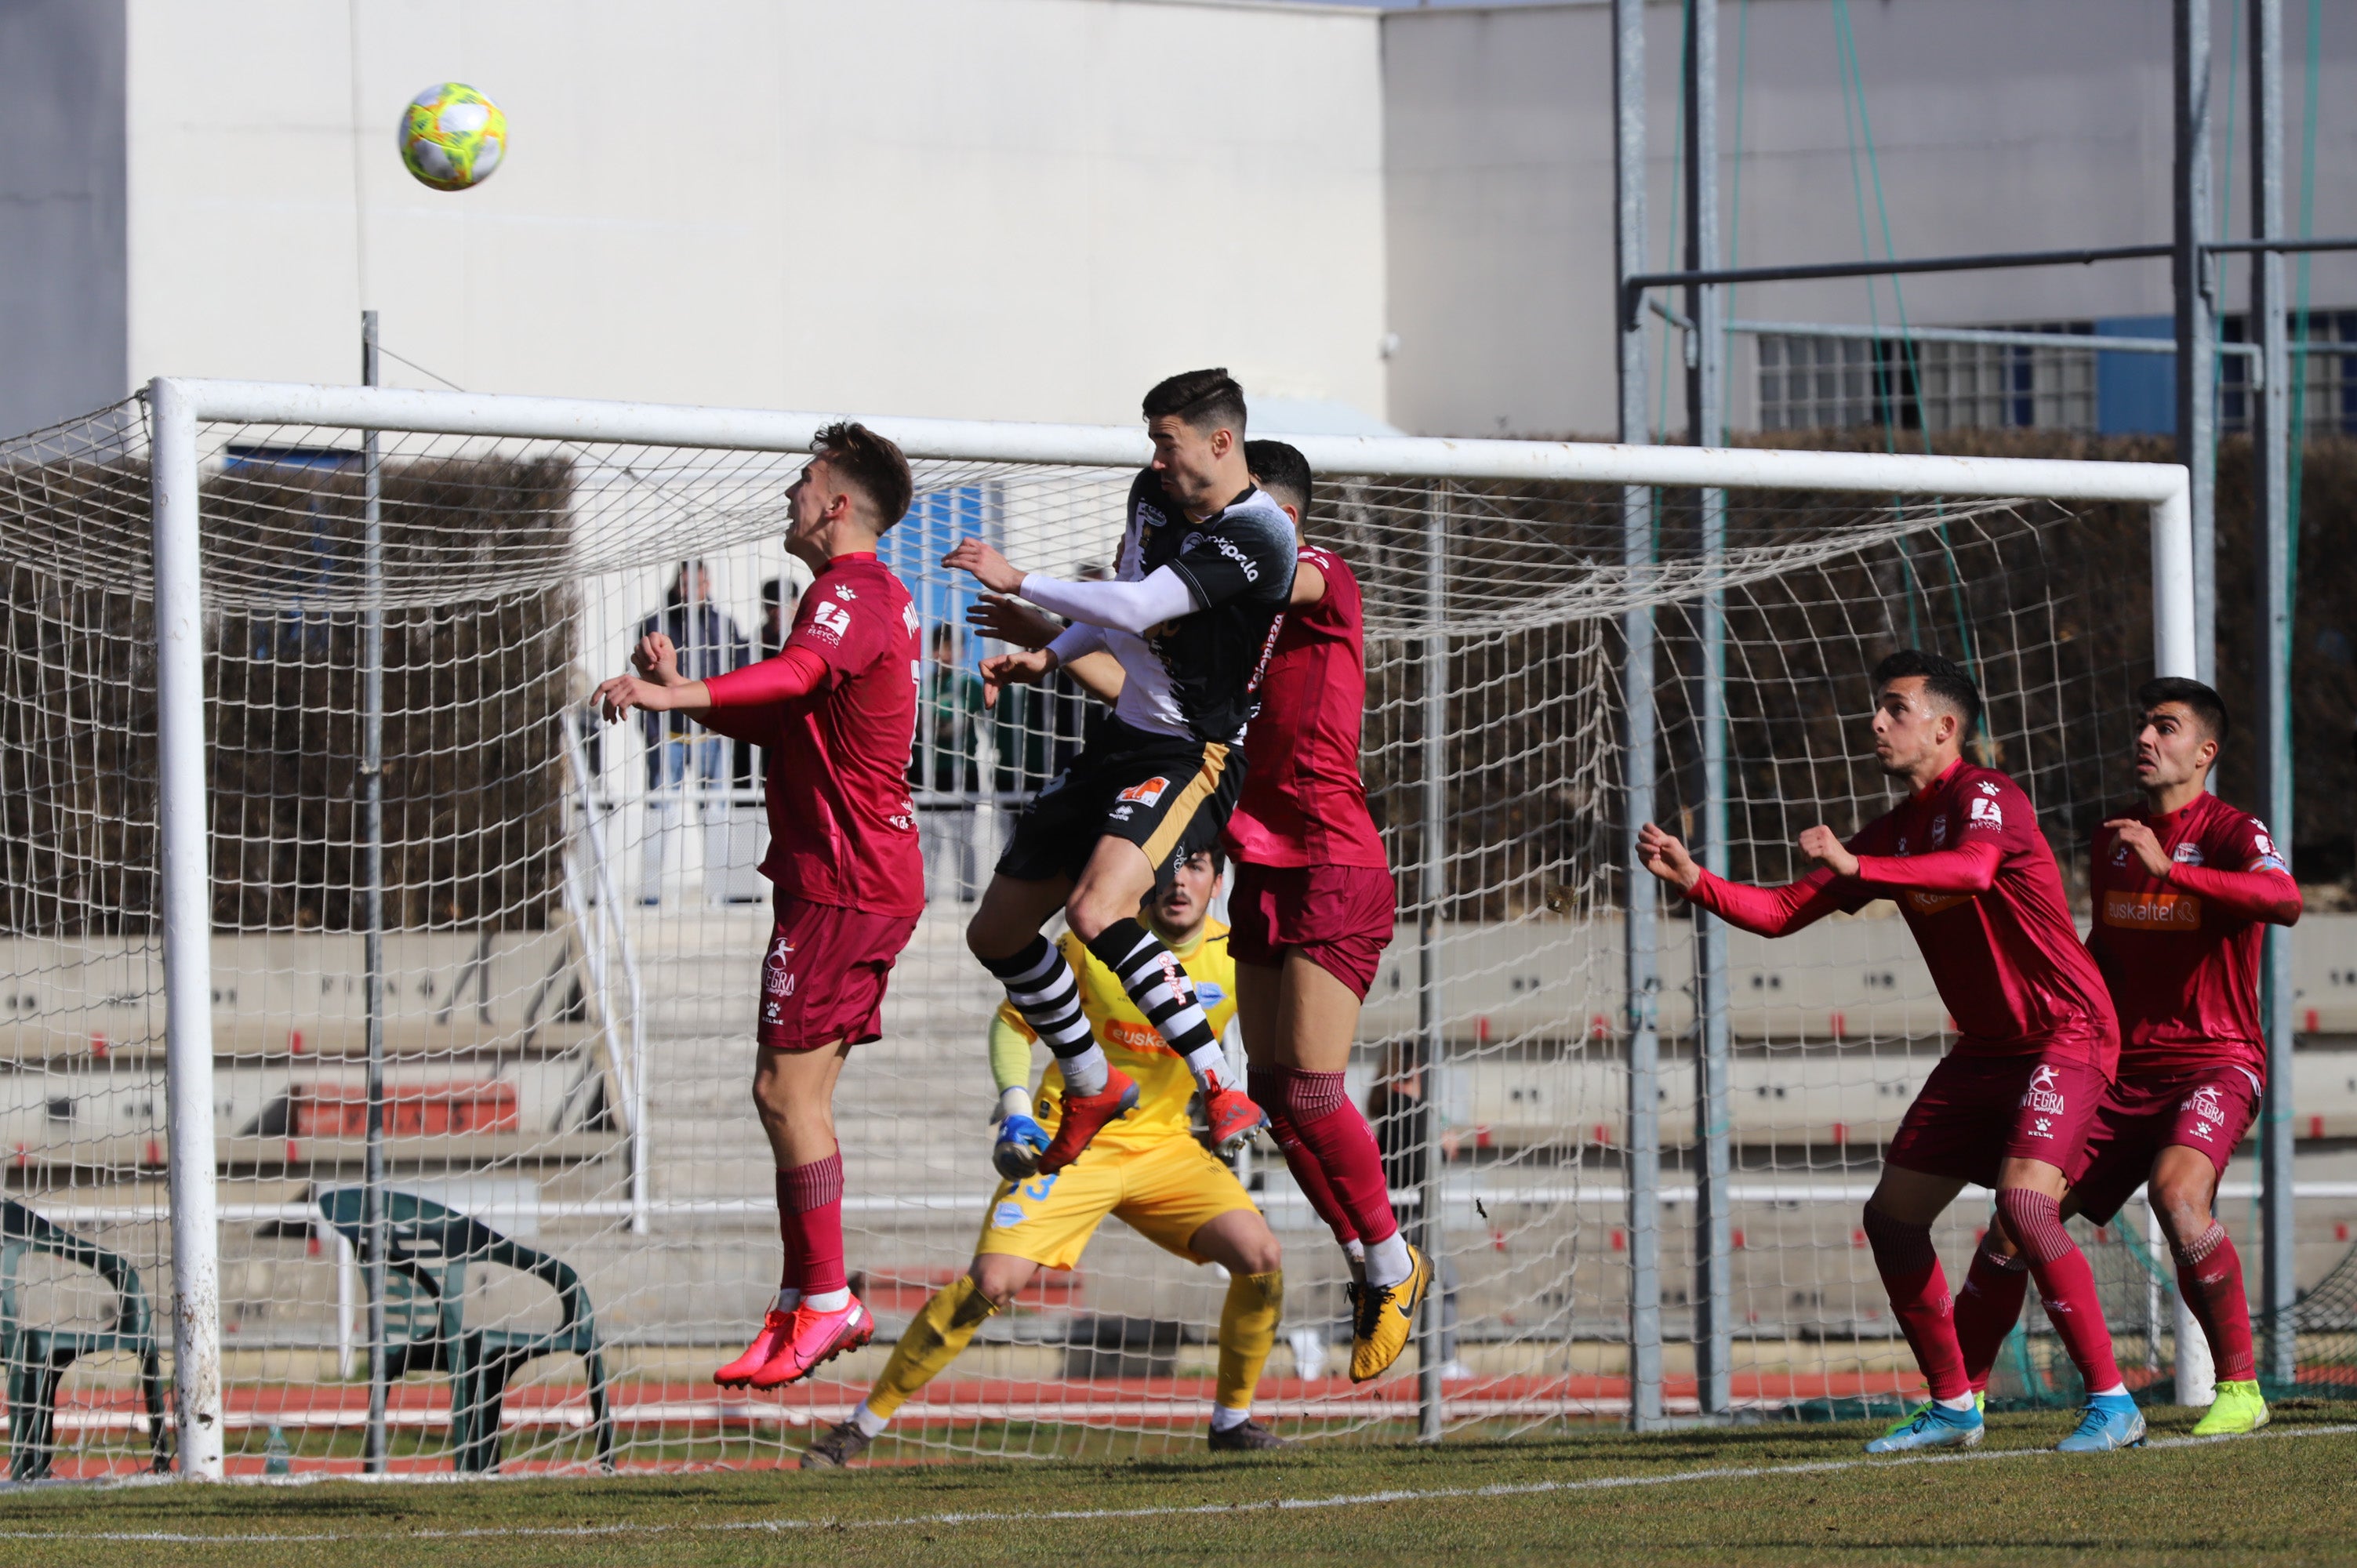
[947,369,1296,1177]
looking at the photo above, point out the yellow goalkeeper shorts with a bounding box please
[974,1133,1257,1272]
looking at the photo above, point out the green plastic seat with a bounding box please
[316,1187,613,1473]
[0,1200,169,1480]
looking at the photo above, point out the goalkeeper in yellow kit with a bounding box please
[804,847,1289,1465]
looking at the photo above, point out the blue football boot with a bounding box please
[1864,1399,1984,1454]
[2054,1393,2146,1453]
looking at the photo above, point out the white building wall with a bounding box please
[123,0,1388,427]
[1382,0,2357,438]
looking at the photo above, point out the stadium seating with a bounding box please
[0,1198,168,1480]
[316,1187,614,1473]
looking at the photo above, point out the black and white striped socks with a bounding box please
[982,936,1108,1096]
[1085,918,1226,1090]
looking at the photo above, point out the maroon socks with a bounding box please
[1953,1229,2032,1392]
[1250,1065,1360,1249]
[1274,1066,1399,1253]
[1994,1187,2123,1393]
[2174,1221,2256,1382]
[780,1151,848,1298]
[1861,1205,1970,1401]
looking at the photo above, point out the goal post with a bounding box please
[68,378,2199,1477]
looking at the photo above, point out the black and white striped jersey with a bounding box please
[1105,470,1297,746]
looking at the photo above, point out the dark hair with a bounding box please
[1245,438,1313,521]
[810,421,913,529]
[1872,648,1982,732]
[2137,675,2230,746]
[761,576,783,608]
[1142,368,1248,437]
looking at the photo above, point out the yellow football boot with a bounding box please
[1348,1244,1432,1382]
[2188,1379,2269,1437]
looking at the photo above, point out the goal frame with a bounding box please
[143,375,2195,1476]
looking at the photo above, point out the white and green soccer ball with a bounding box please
[398,82,506,191]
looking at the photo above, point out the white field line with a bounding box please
[0,1421,2349,1544]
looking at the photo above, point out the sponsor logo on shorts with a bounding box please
[2030,1116,2054,1138]
[764,943,797,998]
[2102,890,2203,930]
[993,1202,1025,1228]
[2184,1083,2228,1142]
[1117,776,1170,806]
[2021,1063,2066,1116]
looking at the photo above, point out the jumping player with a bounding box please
[803,848,1287,1466]
[1638,650,2142,1454]
[595,423,921,1390]
[1947,678,2300,1436]
[945,370,1294,1175]
[1224,440,1429,1383]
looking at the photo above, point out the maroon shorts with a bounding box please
[1883,1048,2109,1189]
[756,894,919,1052]
[2065,1062,2262,1224]
[1226,862,1395,1000]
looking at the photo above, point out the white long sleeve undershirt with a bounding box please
[1045,619,1107,667]
[1019,566,1199,638]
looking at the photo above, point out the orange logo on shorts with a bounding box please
[1117,777,1170,806]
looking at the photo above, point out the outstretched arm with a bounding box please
[1638,822,1850,937]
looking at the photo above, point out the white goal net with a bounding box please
[0,386,2192,1476]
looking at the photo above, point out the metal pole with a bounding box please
[149,376,225,1480]
[359,311,390,1473]
[2249,0,2299,1389]
[1614,0,1663,1432]
[2175,0,2218,684]
[1416,484,1449,1443]
[1682,0,1731,1421]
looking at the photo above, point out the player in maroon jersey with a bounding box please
[1948,677,2301,1436]
[1638,650,2143,1453]
[594,423,922,1389]
[1223,441,1429,1382]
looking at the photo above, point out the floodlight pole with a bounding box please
[2174,0,2218,684]
[1683,0,1733,1422]
[2248,0,2299,1390]
[360,310,391,1474]
[150,378,226,1481]
[1613,0,1665,1433]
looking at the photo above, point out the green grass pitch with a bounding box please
[0,1406,2352,1567]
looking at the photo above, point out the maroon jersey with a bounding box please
[699,552,924,917]
[1687,757,2118,1071]
[2086,792,2299,1080]
[1225,544,1389,870]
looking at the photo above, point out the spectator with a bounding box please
[1364,1042,1466,1376]
[635,561,749,904]
[913,622,986,902]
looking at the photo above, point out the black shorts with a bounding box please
[997,717,1244,891]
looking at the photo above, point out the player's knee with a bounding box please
[2150,1180,2213,1246]
[1060,892,1113,945]
[967,1257,1028,1311]
[1237,1231,1284,1277]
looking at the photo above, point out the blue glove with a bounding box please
[993,1112,1050,1181]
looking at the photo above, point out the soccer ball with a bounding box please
[398,83,506,191]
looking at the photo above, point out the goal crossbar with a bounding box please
[140,376,2197,1476]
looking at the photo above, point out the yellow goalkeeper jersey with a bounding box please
[993,923,1237,1156]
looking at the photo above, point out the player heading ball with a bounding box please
[946,369,1295,1174]
[1640,650,2144,1454]
[596,423,922,1393]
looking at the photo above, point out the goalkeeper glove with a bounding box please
[993,1113,1050,1181]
